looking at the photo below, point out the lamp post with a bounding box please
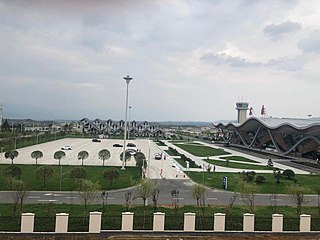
[121,74,133,170]
[128,106,132,140]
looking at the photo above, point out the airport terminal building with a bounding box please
[214,103,320,159]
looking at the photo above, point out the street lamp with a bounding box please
[128,106,132,140]
[121,74,133,170]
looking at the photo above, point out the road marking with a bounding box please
[65,197,78,199]
[44,193,62,196]
[271,199,282,201]
[28,196,41,199]
[38,199,58,202]
[206,198,218,200]
[108,198,115,200]
[172,198,184,200]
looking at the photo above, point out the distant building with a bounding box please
[77,118,163,137]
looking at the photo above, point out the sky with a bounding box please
[1,0,320,121]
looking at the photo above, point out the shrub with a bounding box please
[255,175,266,184]
[282,169,295,179]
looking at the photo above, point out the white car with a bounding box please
[61,145,72,150]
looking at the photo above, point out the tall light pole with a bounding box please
[121,74,133,170]
[128,106,132,140]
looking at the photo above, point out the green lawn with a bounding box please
[0,164,141,191]
[173,144,230,157]
[164,149,179,156]
[186,172,320,194]
[220,155,258,163]
[174,158,200,168]
[203,159,273,170]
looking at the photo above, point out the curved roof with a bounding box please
[214,117,320,135]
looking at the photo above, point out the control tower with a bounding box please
[236,102,249,124]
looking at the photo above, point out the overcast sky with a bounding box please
[1,0,320,121]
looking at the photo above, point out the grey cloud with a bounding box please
[263,21,301,40]
[201,52,305,72]
[267,56,305,72]
[200,52,262,67]
[298,31,320,54]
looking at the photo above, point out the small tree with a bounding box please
[237,180,260,213]
[274,170,281,184]
[5,150,19,164]
[225,159,230,167]
[134,152,147,168]
[98,149,111,166]
[78,150,89,166]
[103,168,120,188]
[224,192,237,216]
[255,175,266,184]
[54,150,66,165]
[152,189,160,211]
[31,150,43,165]
[125,191,132,212]
[270,193,278,214]
[192,184,206,228]
[282,169,295,180]
[171,189,180,214]
[207,164,212,173]
[70,167,87,188]
[11,179,28,216]
[134,179,155,228]
[35,165,54,190]
[78,180,100,219]
[3,165,22,188]
[287,184,311,216]
[120,151,131,166]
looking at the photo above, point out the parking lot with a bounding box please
[0,138,184,179]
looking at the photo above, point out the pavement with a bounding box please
[0,138,185,179]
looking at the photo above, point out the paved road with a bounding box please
[0,179,319,207]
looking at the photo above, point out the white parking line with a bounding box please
[65,197,78,199]
[28,196,41,199]
[44,193,62,196]
[206,197,218,200]
[38,199,58,202]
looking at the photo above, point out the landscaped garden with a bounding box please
[203,159,274,171]
[174,158,200,168]
[220,155,258,163]
[173,143,230,157]
[0,164,141,191]
[186,171,320,194]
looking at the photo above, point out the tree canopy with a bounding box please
[31,150,43,165]
[98,149,111,166]
[54,150,66,165]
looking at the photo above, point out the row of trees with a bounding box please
[4,149,123,166]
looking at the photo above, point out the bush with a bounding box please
[255,175,266,184]
[282,169,295,179]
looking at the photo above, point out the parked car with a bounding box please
[127,143,136,147]
[154,153,162,160]
[113,143,123,147]
[126,149,137,155]
[61,146,72,150]
[92,139,101,142]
